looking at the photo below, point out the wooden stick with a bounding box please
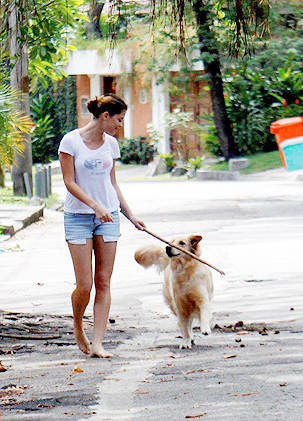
[143,228,225,276]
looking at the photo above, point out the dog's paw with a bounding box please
[201,325,211,335]
[180,340,192,349]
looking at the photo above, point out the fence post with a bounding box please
[35,169,47,198]
[23,173,32,199]
[42,167,48,198]
[47,165,52,196]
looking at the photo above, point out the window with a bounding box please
[139,88,148,105]
[81,97,89,117]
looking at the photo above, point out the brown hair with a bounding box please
[87,93,127,118]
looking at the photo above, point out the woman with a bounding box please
[59,93,145,358]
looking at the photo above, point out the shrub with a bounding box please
[118,136,156,164]
[205,38,303,157]
[31,76,77,163]
[31,93,56,163]
[158,153,177,172]
[199,113,224,157]
[224,68,276,155]
[186,156,203,171]
[224,53,303,155]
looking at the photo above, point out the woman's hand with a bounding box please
[93,204,114,223]
[130,216,146,231]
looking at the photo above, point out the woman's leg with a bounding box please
[68,240,93,354]
[90,235,117,358]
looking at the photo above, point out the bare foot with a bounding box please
[90,344,113,358]
[74,328,91,354]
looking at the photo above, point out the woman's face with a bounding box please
[104,110,126,136]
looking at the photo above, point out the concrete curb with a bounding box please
[196,170,240,180]
[0,205,44,241]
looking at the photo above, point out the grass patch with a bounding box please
[1,172,58,208]
[210,161,229,171]
[45,193,59,208]
[0,184,58,208]
[211,151,282,174]
[242,151,282,173]
[0,185,28,205]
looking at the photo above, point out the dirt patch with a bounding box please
[0,310,141,420]
[0,311,77,354]
[211,320,287,335]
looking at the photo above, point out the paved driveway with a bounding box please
[1,168,303,420]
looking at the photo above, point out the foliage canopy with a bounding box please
[0,0,86,89]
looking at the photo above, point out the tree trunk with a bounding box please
[193,1,236,159]
[87,1,105,39]
[205,59,236,158]
[8,2,33,196]
[0,166,4,188]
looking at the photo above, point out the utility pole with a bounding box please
[8,1,33,196]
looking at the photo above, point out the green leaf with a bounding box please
[31,26,40,37]
[278,66,292,81]
[269,92,284,102]
[40,46,47,58]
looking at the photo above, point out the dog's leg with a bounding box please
[178,316,192,349]
[190,319,196,346]
[199,298,212,336]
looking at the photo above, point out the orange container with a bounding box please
[270,117,303,168]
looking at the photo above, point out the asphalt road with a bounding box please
[1,167,303,420]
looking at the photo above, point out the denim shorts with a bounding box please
[64,210,120,245]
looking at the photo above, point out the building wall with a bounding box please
[75,72,210,153]
[75,75,128,138]
[170,72,213,158]
[130,85,153,138]
[76,75,91,128]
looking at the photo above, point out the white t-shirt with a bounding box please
[58,129,121,213]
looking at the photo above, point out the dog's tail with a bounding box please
[134,245,169,273]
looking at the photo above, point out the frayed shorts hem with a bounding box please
[64,210,120,245]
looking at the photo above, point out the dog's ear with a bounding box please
[190,235,202,249]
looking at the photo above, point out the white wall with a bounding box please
[123,87,132,139]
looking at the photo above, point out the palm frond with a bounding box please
[0,84,31,166]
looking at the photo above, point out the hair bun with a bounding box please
[86,97,99,115]
[86,94,127,118]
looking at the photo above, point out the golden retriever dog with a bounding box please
[134,235,213,349]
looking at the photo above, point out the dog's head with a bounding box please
[166,235,202,259]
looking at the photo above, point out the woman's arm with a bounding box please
[110,160,146,230]
[59,152,114,222]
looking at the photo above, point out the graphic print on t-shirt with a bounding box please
[84,156,111,171]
